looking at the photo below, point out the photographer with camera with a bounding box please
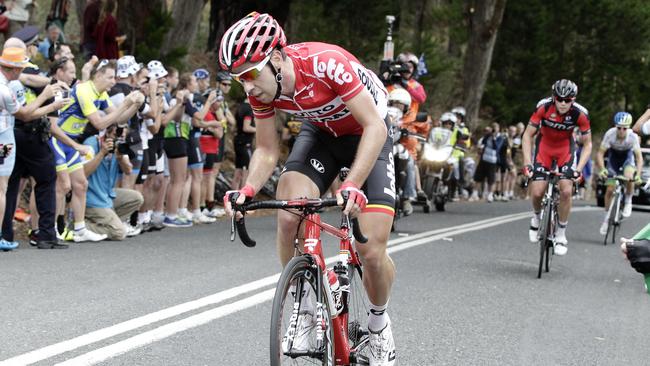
[82,123,143,240]
[2,44,80,250]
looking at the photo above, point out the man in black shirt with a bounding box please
[231,98,255,190]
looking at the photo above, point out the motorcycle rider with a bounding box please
[387,88,418,215]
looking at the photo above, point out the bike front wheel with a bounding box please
[270,255,334,366]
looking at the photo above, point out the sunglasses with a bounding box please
[617,126,628,130]
[231,55,271,83]
[555,97,574,104]
[221,82,232,87]
[96,59,109,72]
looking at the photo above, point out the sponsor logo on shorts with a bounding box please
[310,158,325,173]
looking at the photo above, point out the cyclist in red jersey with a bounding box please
[220,12,396,365]
[522,79,592,256]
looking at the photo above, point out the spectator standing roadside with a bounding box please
[470,125,499,202]
[0,47,27,251]
[231,98,255,190]
[46,0,70,40]
[38,24,61,61]
[81,0,101,60]
[94,0,124,60]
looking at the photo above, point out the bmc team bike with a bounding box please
[603,176,629,245]
[230,194,372,365]
[535,164,562,279]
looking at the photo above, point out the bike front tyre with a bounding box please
[270,255,335,366]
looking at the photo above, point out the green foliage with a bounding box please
[134,8,188,71]
[484,0,650,130]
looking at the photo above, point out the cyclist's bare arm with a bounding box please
[635,147,643,174]
[576,133,592,172]
[243,115,281,192]
[632,107,650,135]
[596,146,606,171]
[342,89,387,186]
[521,124,538,167]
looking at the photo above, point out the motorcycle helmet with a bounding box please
[388,88,411,113]
[440,112,458,128]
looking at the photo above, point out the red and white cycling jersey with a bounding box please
[249,42,388,137]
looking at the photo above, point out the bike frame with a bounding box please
[301,211,364,365]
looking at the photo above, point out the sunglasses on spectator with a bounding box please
[231,55,271,83]
[555,97,574,104]
[50,56,70,72]
[96,59,109,71]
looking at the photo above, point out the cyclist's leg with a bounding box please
[276,123,338,266]
[275,171,320,266]
[557,179,573,223]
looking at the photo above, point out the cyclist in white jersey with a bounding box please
[596,112,642,234]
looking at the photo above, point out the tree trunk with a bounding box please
[116,0,165,55]
[461,0,507,127]
[162,0,208,55]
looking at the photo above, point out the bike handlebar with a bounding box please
[229,196,368,248]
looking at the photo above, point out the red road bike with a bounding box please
[230,196,371,365]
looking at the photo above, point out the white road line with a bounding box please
[53,289,277,366]
[1,208,598,365]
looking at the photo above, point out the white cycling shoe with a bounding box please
[368,316,396,366]
[622,202,632,218]
[282,312,315,353]
[554,231,568,256]
[599,221,609,236]
[529,217,539,243]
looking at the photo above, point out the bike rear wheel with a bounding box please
[270,256,334,366]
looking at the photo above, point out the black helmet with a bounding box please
[552,79,578,98]
[215,71,232,82]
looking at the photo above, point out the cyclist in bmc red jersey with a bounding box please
[522,79,592,256]
[220,12,396,365]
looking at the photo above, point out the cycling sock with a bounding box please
[557,221,568,237]
[206,200,215,210]
[74,222,85,232]
[56,215,65,233]
[531,212,540,228]
[368,301,389,332]
[625,195,633,204]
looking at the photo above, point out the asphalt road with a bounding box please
[1,199,649,366]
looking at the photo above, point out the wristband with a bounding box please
[241,184,256,198]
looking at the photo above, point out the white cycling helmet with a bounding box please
[388,88,412,113]
[397,52,419,72]
[116,55,141,78]
[147,60,168,80]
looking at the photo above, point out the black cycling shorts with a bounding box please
[234,141,252,169]
[163,137,188,159]
[284,121,395,216]
[187,137,203,168]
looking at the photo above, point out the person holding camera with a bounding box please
[82,123,143,240]
[51,59,144,243]
[2,52,80,250]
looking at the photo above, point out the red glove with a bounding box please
[337,182,368,211]
[223,184,255,207]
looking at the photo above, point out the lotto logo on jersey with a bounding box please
[313,56,353,85]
